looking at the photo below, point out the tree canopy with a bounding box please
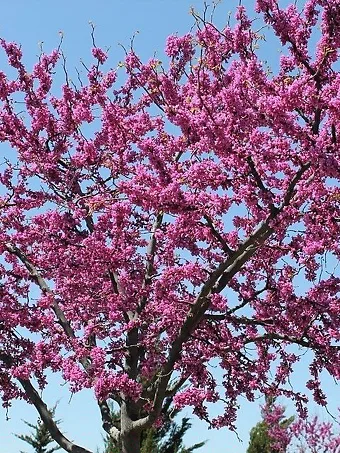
[0,1,340,452]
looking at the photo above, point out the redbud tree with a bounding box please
[262,400,340,453]
[0,1,340,452]
[289,415,340,453]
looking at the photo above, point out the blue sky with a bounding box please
[0,1,339,452]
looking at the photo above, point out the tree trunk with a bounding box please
[121,430,141,453]
[119,401,142,453]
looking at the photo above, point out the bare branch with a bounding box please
[203,214,233,255]
[165,376,188,398]
[73,181,95,233]
[204,281,270,320]
[108,270,119,295]
[212,218,274,295]
[98,400,115,435]
[232,316,274,327]
[0,349,92,453]
[247,156,271,196]
[244,332,312,348]
[18,377,93,453]
[244,331,340,353]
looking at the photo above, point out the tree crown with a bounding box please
[0,1,340,451]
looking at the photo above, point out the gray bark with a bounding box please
[121,430,141,453]
[120,402,142,453]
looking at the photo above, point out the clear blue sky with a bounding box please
[0,1,338,452]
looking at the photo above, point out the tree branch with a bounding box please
[247,156,272,197]
[244,332,312,348]
[164,376,188,399]
[4,244,76,342]
[204,281,270,321]
[4,244,115,437]
[98,400,115,435]
[203,214,233,255]
[0,351,92,453]
[18,377,93,453]
[244,331,340,353]
[138,212,163,314]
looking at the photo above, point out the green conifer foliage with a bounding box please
[247,398,294,453]
[16,406,61,453]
